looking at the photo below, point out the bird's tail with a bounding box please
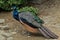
[38,25,58,39]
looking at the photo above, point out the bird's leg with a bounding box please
[26,31,31,36]
[21,30,31,37]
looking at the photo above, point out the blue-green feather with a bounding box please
[13,9,19,21]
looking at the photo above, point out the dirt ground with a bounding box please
[0,0,60,40]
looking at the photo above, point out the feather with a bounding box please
[19,17,58,39]
[18,12,58,39]
[12,8,58,39]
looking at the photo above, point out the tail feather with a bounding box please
[41,25,58,39]
[38,27,54,38]
[38,25,58,39]
[38,28,51,38]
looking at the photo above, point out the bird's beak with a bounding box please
[11,7,13,10]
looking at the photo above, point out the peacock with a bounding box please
[12,6,58,39]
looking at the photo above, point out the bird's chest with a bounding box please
[13,12,19,20]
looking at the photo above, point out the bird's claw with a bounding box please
[21,30,31,37]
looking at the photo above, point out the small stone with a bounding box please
[11,32,17,35]
[2,33,12,37]
[0,30,16,38]
[0,25,9,30]
[7,37,13,40]
[0,30,6,34]
[0,35,6,40]
[0,19,5,24]
[1,32,17,37]
[27,36,31,37]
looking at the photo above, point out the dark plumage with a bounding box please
[12,6,58,39]
[13,9,19,21]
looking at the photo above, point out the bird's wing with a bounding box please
[18,12,42,28]
[33,15,44,24]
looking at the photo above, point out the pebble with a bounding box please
[11,32,17,35]
[1,32,17,37]
[7,37,13,40]
[0,30,15,40]
[0,35,6,40]
[0,19,5,24]
[27,36,31,37]
[0,25,9,30]
[2,32,12,37]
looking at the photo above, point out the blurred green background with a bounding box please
[0,0,28,11]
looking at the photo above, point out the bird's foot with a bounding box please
[21,30,31,37]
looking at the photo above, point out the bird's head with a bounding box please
[11,5,17,10]
[11,5,19,21]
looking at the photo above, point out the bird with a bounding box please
[12,6,58,39]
